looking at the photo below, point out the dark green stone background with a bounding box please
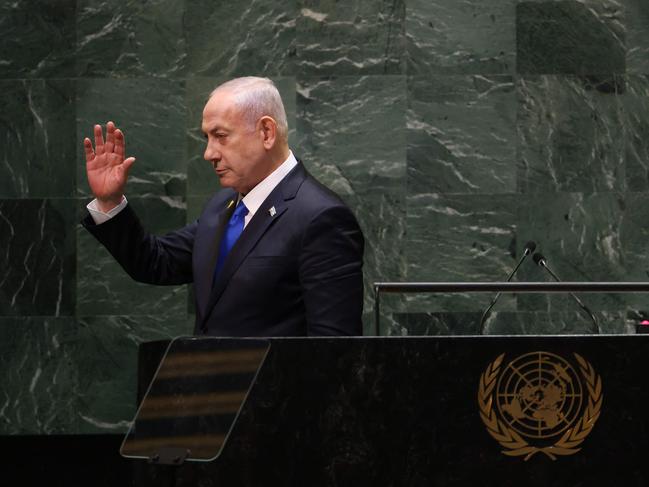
[0,0,647,433]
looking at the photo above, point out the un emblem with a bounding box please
[478,352,603,460]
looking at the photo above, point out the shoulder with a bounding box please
[290,161,352,215]
[290,168,362,241]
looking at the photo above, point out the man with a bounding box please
[82,77,364,337]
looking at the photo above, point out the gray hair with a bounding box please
[210,77,289,142]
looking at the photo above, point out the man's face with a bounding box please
[201,90,267,194]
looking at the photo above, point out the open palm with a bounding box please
[84,121,136,212]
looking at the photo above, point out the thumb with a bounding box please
[119,157,136,177]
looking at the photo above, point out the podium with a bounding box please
[128,335,649,487]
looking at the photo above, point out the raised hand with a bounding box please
[84,121,136,212]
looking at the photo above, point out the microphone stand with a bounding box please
[479,242,536,335]
[534,254,600,334]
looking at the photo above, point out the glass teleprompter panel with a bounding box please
[121,336,270,463]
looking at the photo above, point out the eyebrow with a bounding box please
[202,125,229,134]
[201,127,215,137]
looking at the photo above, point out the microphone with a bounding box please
[479,241,536,334]
[532,253,599,334]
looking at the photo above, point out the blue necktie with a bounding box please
[213,200,248,284]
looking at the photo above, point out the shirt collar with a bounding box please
[241,151,298,218]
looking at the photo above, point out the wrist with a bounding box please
[96,196,124,213]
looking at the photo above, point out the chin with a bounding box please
[216,174,230,184]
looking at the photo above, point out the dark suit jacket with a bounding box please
[82,162,365,336]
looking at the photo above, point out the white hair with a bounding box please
[210,77,289,142]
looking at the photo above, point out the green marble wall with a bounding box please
[1,0,648,434]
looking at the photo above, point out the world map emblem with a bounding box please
[478,351,603,460]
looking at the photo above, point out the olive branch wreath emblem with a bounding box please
[478,353,603,461]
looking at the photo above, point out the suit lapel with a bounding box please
[205,193,288,316]
[195,196,236,319]
[201,162,307,326]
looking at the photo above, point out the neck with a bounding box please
[242,145,291,194]
[268,144,290,173]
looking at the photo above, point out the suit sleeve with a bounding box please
[298,204,364,336]
[82,203,196,285]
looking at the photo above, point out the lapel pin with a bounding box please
[226,200,235,209]
[269,206,276,217]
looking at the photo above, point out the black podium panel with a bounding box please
[1,434,132,487]
[135,336,649,487]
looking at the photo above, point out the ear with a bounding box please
[258,116,277,149]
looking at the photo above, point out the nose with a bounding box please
[203,140,221,163]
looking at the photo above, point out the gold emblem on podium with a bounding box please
[478,351,602,460]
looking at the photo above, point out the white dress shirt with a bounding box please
[239,151,297,227]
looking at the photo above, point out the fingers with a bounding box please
[105,121,115,153]
[90,121,129,164]
[83,137,95,162]
[114,128,125,160]
[93,124,105,155]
